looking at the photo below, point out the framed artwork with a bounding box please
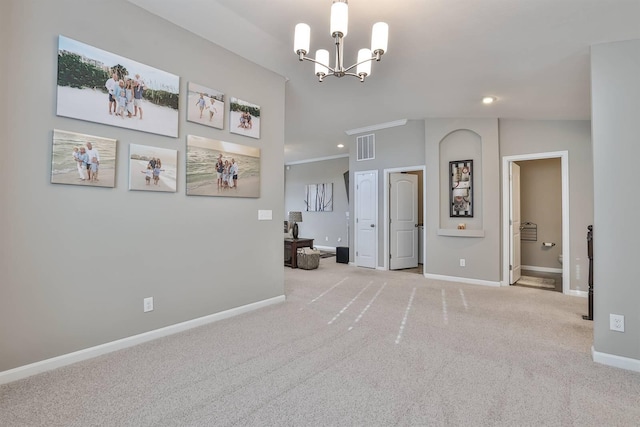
[450,160,473,217]
[56,35,180,138]
[186,135,260,198]
[187,82,225,130]
[305,183,333,212]
[229,97,261,139]
[128,144,178,192]
[50,129,116,188]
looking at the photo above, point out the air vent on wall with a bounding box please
[356,134,375,161]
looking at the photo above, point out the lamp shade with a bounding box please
[294,23,310,55]
[330,1,348,37]
[315,49,330,76]
[357,48,372,77]
[371,22,388,54]
[289,211,303,223]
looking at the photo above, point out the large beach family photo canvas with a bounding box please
[186,135,260,198]
[129,144,178,192]
[229,97,261,139]
[56,35,180,138]
[187,82,225,130]
[50,129,116,188]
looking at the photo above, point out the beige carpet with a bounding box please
[1,259,639,426]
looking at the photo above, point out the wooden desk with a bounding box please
[284,238,314,268]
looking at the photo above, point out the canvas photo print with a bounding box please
[57,35,180,138]
[187,82,225,130]
[229,97,261,139]
[186,135,260,198]
[129,144,178,192]
[50,129,116,188]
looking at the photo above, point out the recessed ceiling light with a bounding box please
[337,144,344,148]
[482,96,497,104]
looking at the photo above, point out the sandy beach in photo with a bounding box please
[229,110,260,139]
[51,166,115,188]
[187,92,224,129]
[129,159,177,192]
[57,86,179,137]
[187,175,259,197]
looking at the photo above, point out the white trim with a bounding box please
[345,119,408,136]
[502,151,571,294]
[314,245,336,252]
[592,346,640,373]
[285,153,348,166]
[424,273,501,287]
[383,165,427,270]
[0,295,286,385]
[567,289,588,298]
[521,265,563,274]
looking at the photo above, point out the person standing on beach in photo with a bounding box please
[125,79,134,118]
[105,72,118,115]
[207,97,218,122]
[152,165,165,185]
[72,147,85,180]
[77,147,89,181]
[133,77,145,119]
[141,164,152,185]
[85,142,100,181]
[215,154,224,189]
[196,94,206,119]
[230,158,238,189]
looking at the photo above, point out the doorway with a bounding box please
[354,170,378,268]
[383,166,426,272]
[502,151,570,293]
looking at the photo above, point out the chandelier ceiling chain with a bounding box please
[293,0,388,82]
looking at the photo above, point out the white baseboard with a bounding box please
[423,273,501,287]
[566,289,588,298]
[592,346,640,373]
[0,295,286,385]
[314,245,336,252]
[521,265,563,274]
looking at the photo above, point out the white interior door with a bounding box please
[355,171,377,268]
[390,173,418,270]
[510,162,522,284]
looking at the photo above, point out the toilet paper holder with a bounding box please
[542,242,555,247]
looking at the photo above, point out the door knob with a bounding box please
[370,224,375,227]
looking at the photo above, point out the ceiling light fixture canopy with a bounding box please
[294,0,388,82]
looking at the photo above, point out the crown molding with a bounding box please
[285,153,349,166]
[345,119,408,136]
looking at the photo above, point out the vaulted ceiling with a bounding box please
[128,0,640,163]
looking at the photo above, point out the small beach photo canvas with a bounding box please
[56,35,180,138]
[186,135,260,198]
[187,82,225,130]
[51,129,117,188]
[129,144,178,192]
[229,97,260,139]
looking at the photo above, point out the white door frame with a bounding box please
[384,165,427,270]
[501,151,570,294]
[354,170,378,268]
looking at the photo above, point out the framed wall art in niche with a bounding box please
[186,135,260,198]
[449,159,473,217]
[305,183,333,212]
[187,82,225,130]
[56,35,180,138]
[229,97,261,139]
[50,129,117,188]
[128,144,178,192]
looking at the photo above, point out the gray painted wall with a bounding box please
[500,119,593,292]
[425,119,501,283]
[591,39,640,361]
[284,157,349,248]
[0,0,285,372]
[518,158,563,269]
[350,120,426,265]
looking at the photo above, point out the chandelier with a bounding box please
[293,0,388,82]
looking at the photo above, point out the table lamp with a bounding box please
[289,211,303,239]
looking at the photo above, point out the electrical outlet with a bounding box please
[609,314,624,332]
[325,236,329,241]
[337,237,342,242]
[143,297,154,313]
[459,258,466,267]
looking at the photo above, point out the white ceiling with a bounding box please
[128,0,640,163]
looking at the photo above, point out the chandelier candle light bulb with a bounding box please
[294,0,388,82]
